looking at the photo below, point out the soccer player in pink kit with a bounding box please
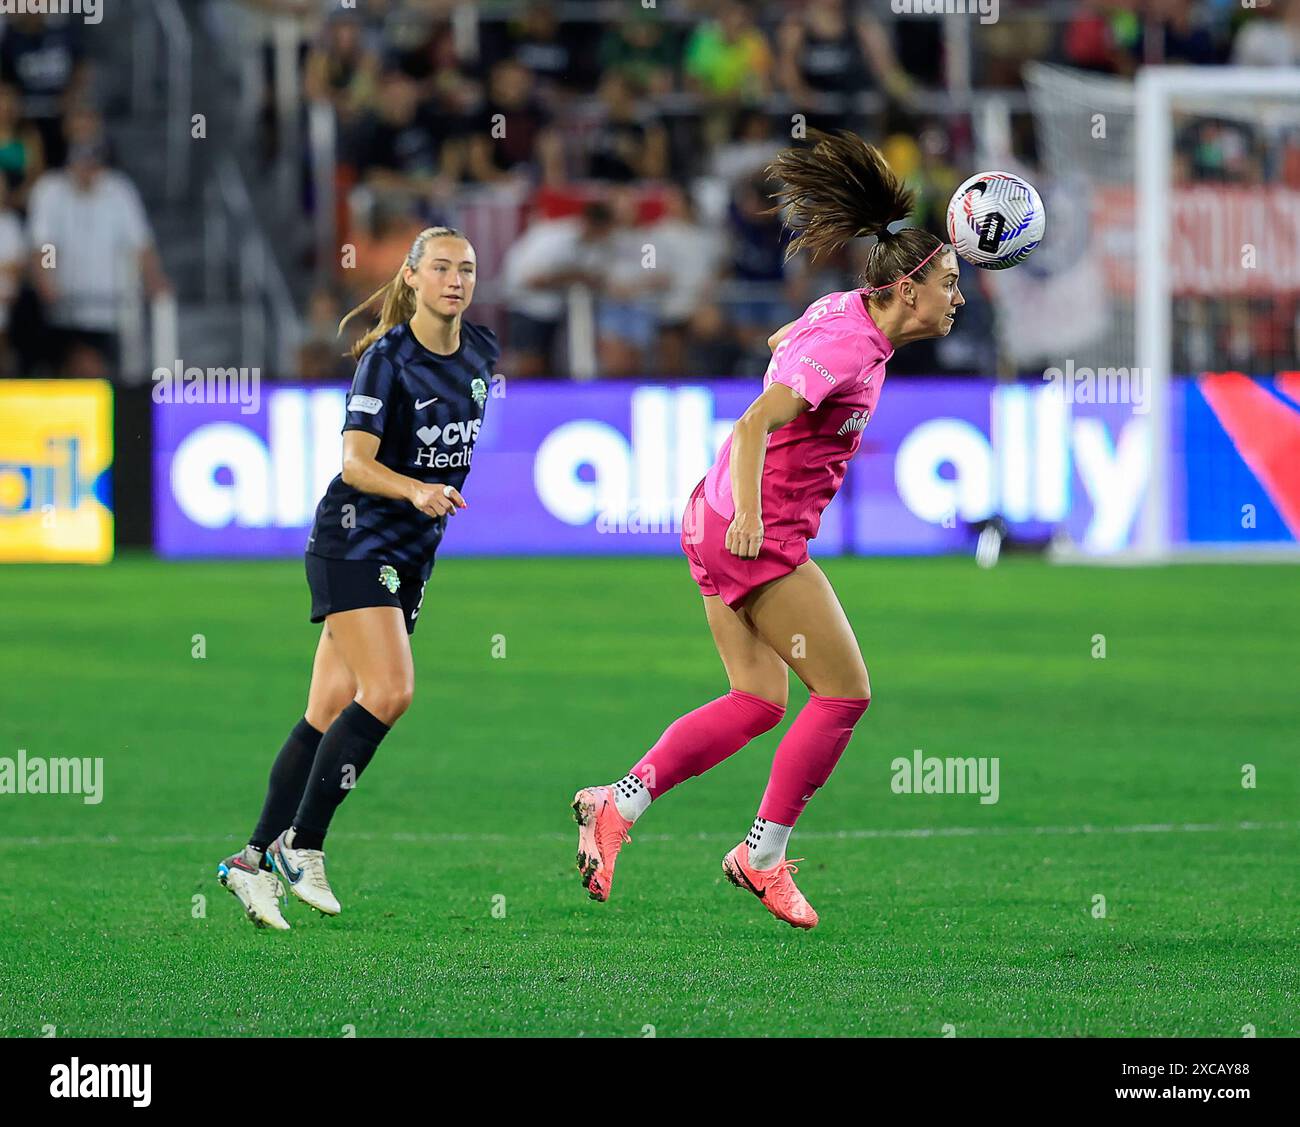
[573,130,964,928]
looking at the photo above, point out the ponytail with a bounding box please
[338,225,467,360]
[765,129,945,305]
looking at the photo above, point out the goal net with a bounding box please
[1019,63,1300,561]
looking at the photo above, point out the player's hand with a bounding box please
[408,482,466,518]
[725,512,764,559]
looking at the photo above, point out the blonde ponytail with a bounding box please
[337,225,467,360]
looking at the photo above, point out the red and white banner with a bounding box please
[1094,186,1300,296]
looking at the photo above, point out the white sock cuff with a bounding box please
[746,816,792,869]
[612,772,652,822]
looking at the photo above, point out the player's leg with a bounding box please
[574,595,788,901]
[295,604,412,844]
[720,560,872,929]
[305,622,360,731]
[252,626,356,851]
[745,559,872,823]
[622,595,788,810]
[218,627,357,930]
[269,606,413,915]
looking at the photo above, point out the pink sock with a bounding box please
[629,689,786,798]
[757,694,871,825]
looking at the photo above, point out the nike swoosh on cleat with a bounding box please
[274,847,303,883]
[730,858,766,899]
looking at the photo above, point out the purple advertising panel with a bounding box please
[442,381,848,555]
[153,380,1152,558]
[848,380,1156,555]
[153,382,845,558]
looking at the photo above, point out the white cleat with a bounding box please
[217,850,290,930]
[267,830,341,916]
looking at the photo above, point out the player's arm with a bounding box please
[767,319,798,351]
[340,430,465,517]
[340,352,465,517]
[725,382,810,559]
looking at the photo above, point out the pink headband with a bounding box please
[860,241,945,296]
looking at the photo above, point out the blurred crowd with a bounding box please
[0,10,171,379]
[267,0,1300,381]
[282,0,964,379]
[1061,0,1300,71]
[5,0,1300,381]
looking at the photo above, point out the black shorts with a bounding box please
[305,553,429,635]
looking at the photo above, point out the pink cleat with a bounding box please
[722,841,819,929]
[572,786,632,902]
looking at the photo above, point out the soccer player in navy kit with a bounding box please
[218,226,500,929]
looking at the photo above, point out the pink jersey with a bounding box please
[703,289,893,541]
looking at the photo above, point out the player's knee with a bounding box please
[745,681,788,712]
[383,683,415,721]
[360,680,414,725]
[304,680,354,731]
[844,679,872,703]
[305,700,345,732]
[812,669,871,702]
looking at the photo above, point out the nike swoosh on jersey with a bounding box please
[414,397,439,410]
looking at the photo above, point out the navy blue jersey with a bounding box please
[308,320,499,575]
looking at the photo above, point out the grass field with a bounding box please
[0,553,1296,1037]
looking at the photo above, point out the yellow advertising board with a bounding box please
[0,380,113,563]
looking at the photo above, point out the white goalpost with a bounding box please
[1024,64,1300,563]
[1136,67,1300,561]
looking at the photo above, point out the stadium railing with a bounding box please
[202,156,302,378]
[129,0,192,203]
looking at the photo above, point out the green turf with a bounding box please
[0,554,1296,1037]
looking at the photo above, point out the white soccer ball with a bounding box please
[946,171,1046,270]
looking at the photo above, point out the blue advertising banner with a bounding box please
[1184,373,1300,543]
[153,379,1155,558]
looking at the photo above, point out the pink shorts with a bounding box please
[681,480,809,610]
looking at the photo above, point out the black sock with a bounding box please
[250,717,323,851]
[291,702,390,850]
